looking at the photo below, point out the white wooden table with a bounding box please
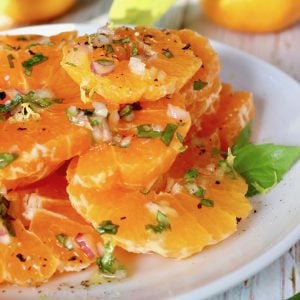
[24,0,300,298]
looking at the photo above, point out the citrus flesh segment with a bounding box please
[177,29,222,125]
[61,26,201,104]
[67,93,191,191]
[67,185,213,259]
[0,219,59,286]
[30,209,102,272]
[195,83,254,150]
[0,105,92,190]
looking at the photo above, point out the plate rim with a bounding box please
[1,23,299,300]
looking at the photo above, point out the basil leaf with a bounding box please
[161,123,178,146]
[137,124,161,138]
[0,94,23,113]
[145,210,171,233]
[22,53,48,76]
[233,144,300,196]
[232,121,252,153]
[193,80,208,91]
[96,220,119,235]
[0,153,18,169]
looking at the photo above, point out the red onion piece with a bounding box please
[75,233,96,258]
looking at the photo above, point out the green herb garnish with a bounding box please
[184,168,199,180]
[113,37,130,44]
[95,58,114,66]
[231,121,300,196]
[106,44,114,54]
[176,132,184,143]
[96,220,119,235]
[22,53,48,76]
[161,123,178,146]
[137,124,161,138]
[193,80,208,91]
[119,105,132,117]
[0,153,18,169]
[131,43,138,56]
[55,233,73,250]
[200,199,214,207]
[0,94,23,114]
[162,49,174,58]
[145,210,171,233]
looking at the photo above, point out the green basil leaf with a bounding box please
[96,220,119,235]
[233,144,300,196]
[0,94,23,113]
[145,210,171,233]
[232,121,252,154]
[137,124,161,138]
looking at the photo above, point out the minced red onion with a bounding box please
[75,233,96,258]
[167,104,190,120]
[91,61,115,76]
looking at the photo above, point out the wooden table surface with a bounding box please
[6,0,300,299]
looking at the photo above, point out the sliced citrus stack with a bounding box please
[61,26,201,104]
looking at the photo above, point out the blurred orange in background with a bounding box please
[201,0,300,33]
[0,0,76,29]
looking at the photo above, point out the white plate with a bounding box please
[1,24,300,300]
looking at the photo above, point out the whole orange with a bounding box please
[201,0,300,33]
[2,0,76,24]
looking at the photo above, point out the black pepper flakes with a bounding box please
[16,253,26,262]
[0,91,6,100]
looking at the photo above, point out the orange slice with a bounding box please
[61,26,201,104]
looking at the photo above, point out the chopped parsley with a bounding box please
[22,53,48,76]
[119,105,132,117]
[145,210,171,233]
[131,43,138,56]
[193,80,208,91]
[96,220,119,235]
[106,44,114,54]
[161,123,178,146]
[176,132,184,143]
[0,153,18,169]
[95,58,114,66]
[200,199,214,207]
[113,37,130,44]
[162,49,174,58]
[137,124,161,138]
[56,233,73,250]
[184,168,199,180]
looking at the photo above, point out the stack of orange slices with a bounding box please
[0,25,253,286]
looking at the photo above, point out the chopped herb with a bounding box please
[178,145,188,152]
[194,186,206,198]
[0,153,18,169]
[88,116,100,126]
[162,49,174,58]
[95,58,114,66]
[106,44,114,54]
[7,54,15,68]
[55,233,73,250]
[193,80,208,91]
[113,37,130,44]
[131,43,138,56]
[176,132,184,143]
[119,105,132,117]
[22,53,48,76]
[184,168,199,180]
[0,94,22,114]
[137,124,161,138]
[22,91,62,108]
[96,242,121,274]
[96,220,119,235]
[161,123,178,146]
[145,210,171,233]
[200,199,214,207]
